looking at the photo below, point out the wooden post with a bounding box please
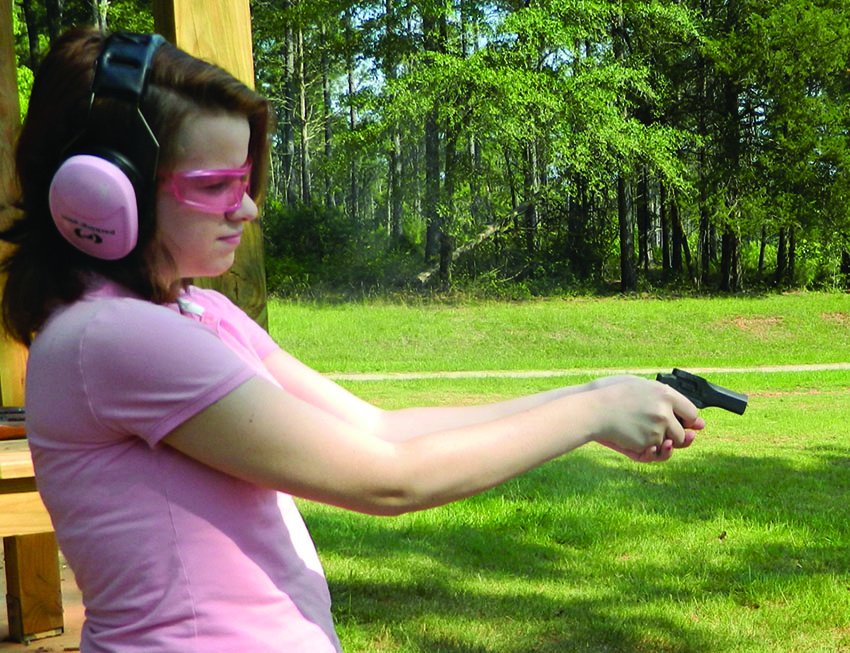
[0,0,28,406]
[4,533,64,642]
[1,10,64,647]
[152,0,269,329]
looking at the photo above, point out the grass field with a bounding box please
[268,291,850,373]
[268,291,850,653]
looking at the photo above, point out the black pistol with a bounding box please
[656,368,748,415]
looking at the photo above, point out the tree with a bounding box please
[255,0,850,294]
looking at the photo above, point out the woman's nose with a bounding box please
[226,193,258,222]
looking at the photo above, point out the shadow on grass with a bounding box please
[332,576,722,653]
[301,446,850,652]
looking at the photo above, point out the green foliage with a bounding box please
[12,2,31,119]
[262,199,422,296]
[10,0,155,119]
[106,1,154,32]
[16,66,33,121]
[13,0,850,294]
[263,199,359,285]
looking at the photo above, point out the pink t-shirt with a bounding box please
[25,279,342,653]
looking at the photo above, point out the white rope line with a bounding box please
[327,363,850,382]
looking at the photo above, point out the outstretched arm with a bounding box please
[262,350,682,439]
[163,363,701,515]
[261,351,701,460]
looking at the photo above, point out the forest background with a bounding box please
[10,0,850,297]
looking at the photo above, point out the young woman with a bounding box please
[0,27,703,653]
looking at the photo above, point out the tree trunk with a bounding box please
[719,230,740,291]
[20,0,39,68]
[439,131,460,288]
[45,0,64,42]
[385,0,402,242]
[719,0,741,292]
[695,1,711,288]
[91,0,109,32]
[522,142,538,257]
[422,7,442,263]
[612,12,636,291]
[460,2,483,228]
[659,181,669,276]
[618,174,637,291]
[787,226,796,285]
[296,25,311,203]
[698,203,711,285]
[389,134,403,241]
[345,8,358,220]
[669,190,681,274]
[423,111,440,263]
[636,167,650,272]
[671,196,693,278]
[503,148,517,212]
[281,5,297,205]
[775,227,787,286]
[320,24,334,207]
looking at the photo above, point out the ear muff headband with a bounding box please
[49,32,165,260]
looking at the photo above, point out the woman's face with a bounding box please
[154,111,257,283]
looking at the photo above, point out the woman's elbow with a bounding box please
[350,485,431,517]
[341,472,443,517]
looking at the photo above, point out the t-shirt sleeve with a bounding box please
[192,287,280,360]
[80,299,259,447]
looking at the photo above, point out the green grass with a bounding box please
[266,292,850,653]
[268,291,850,373]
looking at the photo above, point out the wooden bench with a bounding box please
[0,426,64,643]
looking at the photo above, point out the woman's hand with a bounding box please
[588,376,704,461]
[598,428,699,462]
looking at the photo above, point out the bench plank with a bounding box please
[0,439,35,479]
[0,491,53,537]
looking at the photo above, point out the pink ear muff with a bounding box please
[49,155,140,260]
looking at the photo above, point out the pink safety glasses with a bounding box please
[160,159,252,214]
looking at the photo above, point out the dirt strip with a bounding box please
[327,363,850,382]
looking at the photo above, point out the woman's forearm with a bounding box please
[372,390,603,513]
[374,382,596,442]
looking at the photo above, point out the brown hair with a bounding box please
[0,27,272,345]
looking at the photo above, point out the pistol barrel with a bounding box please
[656,368,748,415]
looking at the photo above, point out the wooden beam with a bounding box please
[4,532,64,642]
[0,492,54,538]
[152,0,268,329]
[0,339,27,407]
[152,0,255,87]
[0,0,28,406]
[0,0,18,197]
